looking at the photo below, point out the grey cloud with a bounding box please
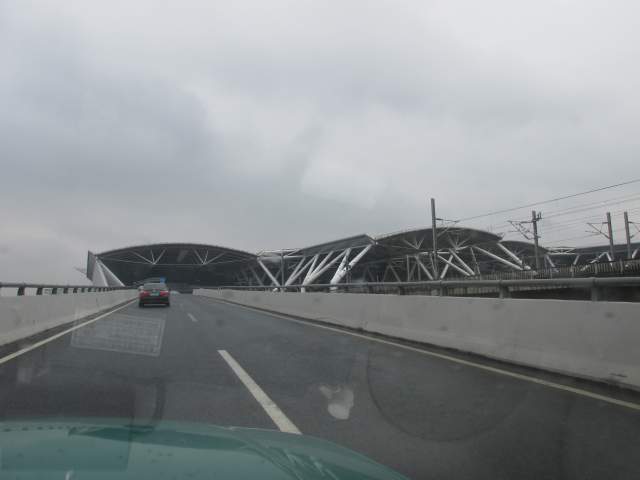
[1,0,640,282]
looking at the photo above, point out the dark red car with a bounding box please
[138,282,170,307]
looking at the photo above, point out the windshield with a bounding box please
[1,1,640,479]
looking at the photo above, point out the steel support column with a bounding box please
[448,249,475,276]
[473,246,523,271]
[437,254,471,277]
[496,243,530,270]
[305,251,348,286]
[415,256,434,280]
[330,245,372,285]
[256,260,280,286]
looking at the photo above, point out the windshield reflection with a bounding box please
[0,312,168,424]
[71,314,166,357]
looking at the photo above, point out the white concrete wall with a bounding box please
[194,289,640,391]
[0,290,136,346]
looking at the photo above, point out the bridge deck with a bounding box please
[0,296,638,479]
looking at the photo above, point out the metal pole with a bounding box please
[532,210,541,271]
[431,198,439,278]
[624,211,632,260]
[606,212,615,261]
[280,250,285,291]
[406,255,410,281]
[469,247,480,275]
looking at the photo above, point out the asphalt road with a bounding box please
[0,294,639,479]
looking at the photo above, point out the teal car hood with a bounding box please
[0,418,408,480]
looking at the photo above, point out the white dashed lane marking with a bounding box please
[218,349,301,434]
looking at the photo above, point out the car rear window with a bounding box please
[143,283,167,290]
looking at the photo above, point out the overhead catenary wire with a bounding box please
[543,194,640,219]
[482,196,640,240]
[480,194,640,231]
[457,178,640,223]
[541,191,640,215]
[543,226,630,246]
[411,182,640,252]
[542,234,600,245]
[539,206,640,234]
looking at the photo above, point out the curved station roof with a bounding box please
[88,243,256,287]
[87,227,639,287]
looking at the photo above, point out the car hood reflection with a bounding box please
[0,418,408,480]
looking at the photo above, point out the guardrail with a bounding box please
[0,282,132,297]
[199,276,640,301]
[194,283,640,389]
[0,285,138,346]
[467,258,640,281]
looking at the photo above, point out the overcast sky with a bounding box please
[1,0,640,282]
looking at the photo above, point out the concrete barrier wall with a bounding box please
[0,290,137,346]
[194,289,640,390]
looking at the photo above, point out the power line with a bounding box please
[543,194,640,219]
[542,191,640,217]
[543,226,629,246]
[542,233,601,245]
[540,206,640,234]
[481,195,640,233]
[457,178,640,223]
[540,210,640,234]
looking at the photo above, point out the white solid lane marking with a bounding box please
[187,313,198,322]
[218,350,301,434]
[0,299,137,367]
[212,299,640,412]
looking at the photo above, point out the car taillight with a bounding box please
[160,290,169,296]
[139,291,150,297]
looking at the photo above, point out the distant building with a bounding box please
[87,228,640,287]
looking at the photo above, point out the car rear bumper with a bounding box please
[139,297,170,305]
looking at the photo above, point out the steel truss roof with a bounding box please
[88,230,640,287]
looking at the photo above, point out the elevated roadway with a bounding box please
[0,295,638,479]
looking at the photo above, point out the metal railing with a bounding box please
[198,276,640,301]
[0,282,133,297]
[467,258,640,281]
